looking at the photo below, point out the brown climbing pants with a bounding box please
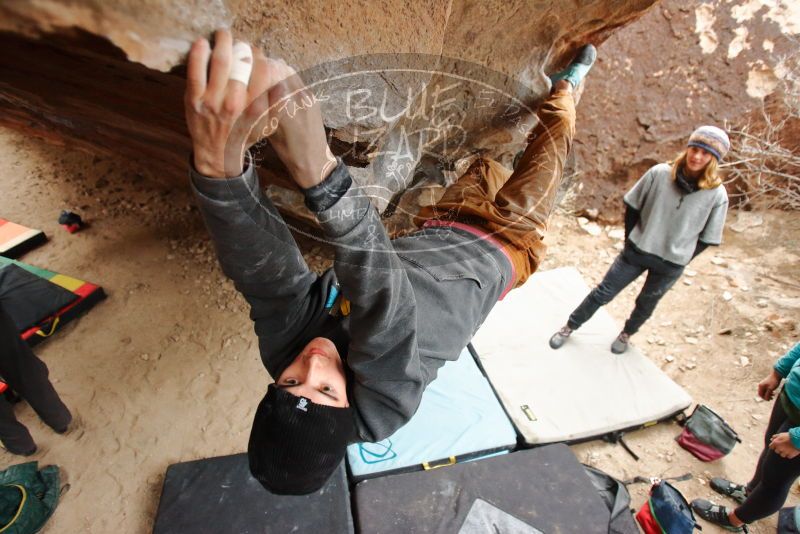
[416,88,576,287]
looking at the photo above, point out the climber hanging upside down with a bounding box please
[184,28,595,495]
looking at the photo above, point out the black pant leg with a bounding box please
[567,252,645,330]
[0,392,36,454]
[0,303,71,432]
[734,404,800,523]
[622,266,682,335]
[746,395,792,493]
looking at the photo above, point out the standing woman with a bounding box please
[549,126,730,353]
[690,342,800,532]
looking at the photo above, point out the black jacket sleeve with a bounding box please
[190,155,320,375]
[692,240,711,259]
[624,203,640,240]
[310,162,424,442]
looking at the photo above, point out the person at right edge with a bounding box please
[548,126,730,354]
[690,342,800,532]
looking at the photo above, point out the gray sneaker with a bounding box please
[691,499,747,532]
[711,477,748,505]
[610,332,630,354]
[549,326,573,349]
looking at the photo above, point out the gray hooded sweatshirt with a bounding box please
[190,160,513,443]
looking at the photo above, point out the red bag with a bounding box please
[676,428,725,462]
[635,501,661,534]
[676,405,740,462]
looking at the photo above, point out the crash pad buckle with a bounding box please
[422,456,456,470]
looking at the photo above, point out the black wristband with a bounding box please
[302,158,352,213]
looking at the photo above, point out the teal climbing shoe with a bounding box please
[550,44,597,89]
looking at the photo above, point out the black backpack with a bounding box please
[583,465,639,534]
[780,506,800,533]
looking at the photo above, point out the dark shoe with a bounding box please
[53,412,79,436]
[711,477,748,505]
[53,415,72,435]
[691,499,747,532]
[1,440,37,457]
[44,406,73,435]
[610,332,630,354]
[549,326,573,349]
[549,44,597,89]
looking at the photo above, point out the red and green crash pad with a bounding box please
[0,219,46,259]
[0,256,105,346]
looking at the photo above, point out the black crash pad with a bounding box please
[152,453,353,534]
[0,264,77,331]
[353,444,611,534]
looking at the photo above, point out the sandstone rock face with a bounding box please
[0,0,658,223]
[571,0,800,220]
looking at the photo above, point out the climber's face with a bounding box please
[275,337,349,408]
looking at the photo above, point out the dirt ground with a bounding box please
[0,125,798,533]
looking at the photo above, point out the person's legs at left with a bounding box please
[0,393,36,455]
[0,304,71,435]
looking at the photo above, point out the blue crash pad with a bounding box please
[346,345,517,481]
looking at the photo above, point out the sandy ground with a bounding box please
[0,125,798,533]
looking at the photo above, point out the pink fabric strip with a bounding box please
[676,428,724,462]
[422,219,516,300]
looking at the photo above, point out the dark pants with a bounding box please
[735,395,800,523]
[567,245,683,335]
[0,302,71,454]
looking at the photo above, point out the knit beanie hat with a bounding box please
[248,383,357,495]
[688,125,730,161]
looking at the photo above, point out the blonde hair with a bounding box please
[671,150,722,190]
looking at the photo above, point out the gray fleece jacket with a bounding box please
[191,159,512,443]
[624,163,728,266]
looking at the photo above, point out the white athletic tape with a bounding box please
[229,41,253,86]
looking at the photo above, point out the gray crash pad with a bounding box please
[152,453,353,534]
[353,444,611,533]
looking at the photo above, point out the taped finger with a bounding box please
[229,41,254,86]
